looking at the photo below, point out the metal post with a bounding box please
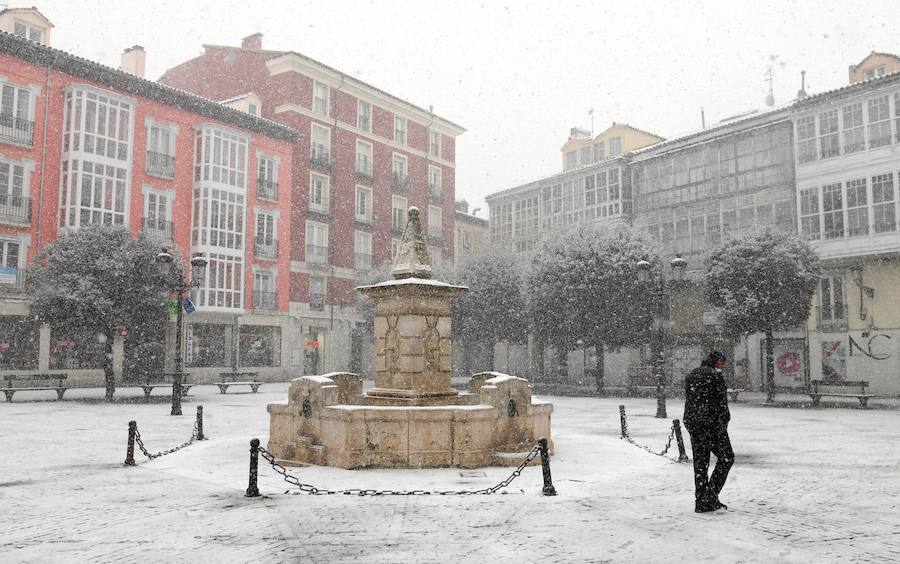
[196,405,205,441]
[673,419,689,463]
[124,420,136,466]
[655,326,667,418]
[619,405,628,438]
[245,438,260,497]
[171,291,184,416]
[538,437,556,496]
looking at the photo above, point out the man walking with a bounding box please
[683,351,734,513]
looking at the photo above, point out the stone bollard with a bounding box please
[672,419,690,463]
[124,420,137,466]
[619,405,628,438]
[245,438,260,497]
[538,437,557,496]
[196,406,205,441]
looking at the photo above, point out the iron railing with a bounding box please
[355,162,374,183]
[141,217,173,240]
[252,291,277,310]
[428,182,443,200]
[306,244,328,263]
[257,178,278,201]
[146,151,175,178]
[254,240,279,259]
[354,253,373,270]
[0,267,26,293]
[392,172,410,191]
[0,195,31,223]
[309,146,333,169]
[816,304,848,331]
[0,115,34,145]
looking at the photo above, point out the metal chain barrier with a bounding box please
[133,418,198,460]
[618,405,689,462]
[622,422,676,457]
[256,444,541,496]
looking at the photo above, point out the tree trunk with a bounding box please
[104,332,116,402]
[557,347,568,382]
[594,343,605,394]
[486,340,496,372]
[765,329,775,403]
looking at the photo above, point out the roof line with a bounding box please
[0,31,296,141]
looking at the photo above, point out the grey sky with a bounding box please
[37,0,897,216]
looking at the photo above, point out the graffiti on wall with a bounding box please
[821,340,847,382]
[848,333,892,360]
[759,338,806,388]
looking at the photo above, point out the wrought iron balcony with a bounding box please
[0,195,31,224]
[309,145,334,169]
[354,253,373,270]
[355,162,374,183]
[141,217,173,240]
[254,239,279,260]
[392,172,410,192]
[0,267,27,294]
[0,114,34,146]
[306,244,328,264]
[146,151,175,178]
[252,290,277,310]
[427,182,443,200]
[257,178,278,201]
[816,304,848,332]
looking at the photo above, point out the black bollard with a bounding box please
[619,405,628,438]
[672,419,690,463]
[196,406,205,441]
[245,438,260,497]
[124,420,136,466]
[538,437,557,496]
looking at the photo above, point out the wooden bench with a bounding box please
[727,388,745,402]
[214,371,262,394]
[809,379,871,408]
[2,374,68,402]
[139,373,193,399]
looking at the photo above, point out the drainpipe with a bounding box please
[36,54,59,254]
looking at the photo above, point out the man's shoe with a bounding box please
[695,501,717,513]
[713,499,728,510]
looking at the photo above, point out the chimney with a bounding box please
[797,70,808,100]
[242,33,263,50]
[120,45,145,78]
[454,199,469,213]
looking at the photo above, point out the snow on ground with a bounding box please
[1,384,899,563]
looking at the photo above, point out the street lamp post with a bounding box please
[156,249,208,416]
[637,255,687,418]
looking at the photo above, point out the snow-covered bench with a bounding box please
[2,373,68,402]
[726,388,745,402]
[139,373,193,399]
[809,380,871,408]
[214,372,261,394]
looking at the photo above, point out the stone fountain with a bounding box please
[266,208,553,468]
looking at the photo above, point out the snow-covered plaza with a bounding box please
[1,383,898,563]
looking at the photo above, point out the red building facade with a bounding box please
[0,30,296,383]
[160,34,465,374]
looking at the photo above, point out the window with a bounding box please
[146,124,175,177]
[864,66,886,80]
[391,238,401,261]
[872,173,896,233]
[593,142,605,162]
[240,325,280,366]
[392,153,408,189]
[394,116,407,145]
[252,271,276,310]
[193,126,248,188]
[797,115,817,163]
[565,151,577,170]
[358,100,371,131]
[60,88,133,228]
[609,137,623,156]
[429,245,442,271]
[255,211,276,257]
[491,202,512,241]
[867,95,892,148]
[842,102,865,154]
[428,165,442,197]
[0,160,28,220]
[584,174,596,207]
[580,146,591,165]
[821,183,843,239]
[430,131,441,157]
[309,172,329,213]
[309,275,326,310]
[799,188,820,240]
[355,185,372,223]
[427,205,442,238]
[354,230,372,270]
[895,93,900,143]
[0,239,21,284]
[0,81,34,145]
[818,110,840,159]
[313,81,329,115]
[142,190,171,239]
[13,20,43,43]
[257,155,277,200]
[306,221,328,263]
[310,124,331,164]
[846,178,868,237]
[199,254,243,309]
[392,195,407,230]
[194,186,245,249]
[820,276,845,323]
[356,140,373,176]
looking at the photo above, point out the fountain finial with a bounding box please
[391,207,433,279]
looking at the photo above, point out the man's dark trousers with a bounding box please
[688,426,734,503]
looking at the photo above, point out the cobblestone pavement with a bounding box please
[1,385,898,563]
